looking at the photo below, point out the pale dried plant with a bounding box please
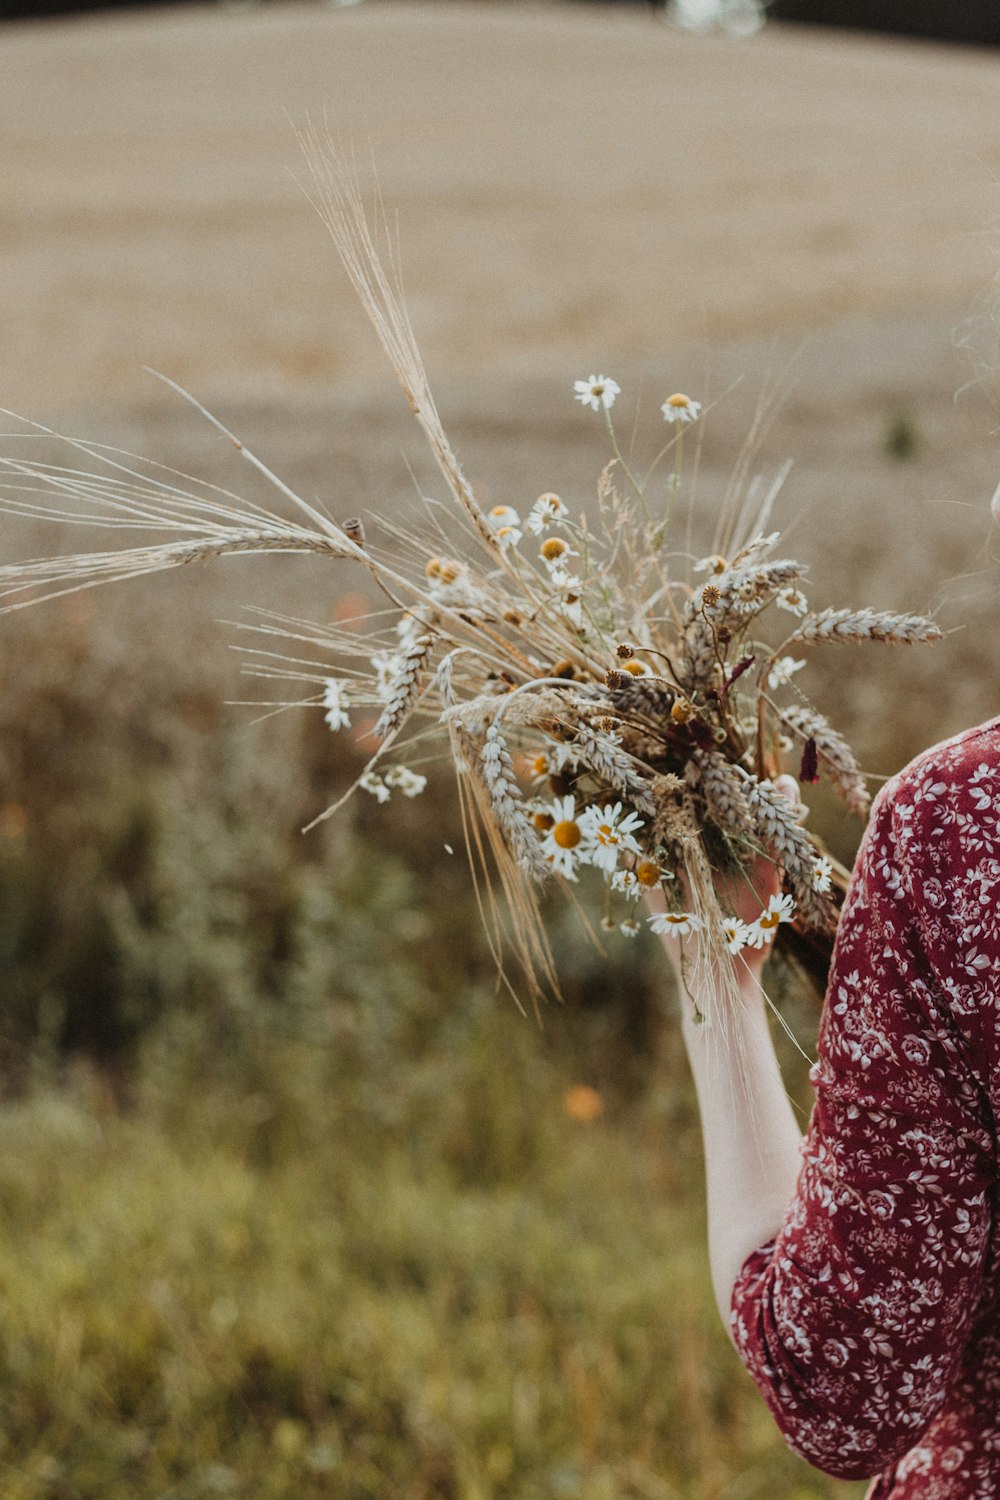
[0,135,945,1018]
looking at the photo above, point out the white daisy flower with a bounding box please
[746,892,797,947]
[776,586,809,617]
[720,917,752,955]
[384,766,428,798]
[541,794,588,880]
[525,493,569,534]
[611,869,643,900]
[579,802,645,874]
[321,678,352,732]
[617,657,653,678]
[619,918,642,938]
[574,375,621,412]
[359,771,390,804]
[538,536,578,568]
[767,656,807,690]
[599,914,618,933]
[810,855,834,894]
[647,911,702,938]
[661,393,702,424]
[527,744,578,785]
[546,845,582,882]
[494,524,522,551]
[548,565,584,594]
[694,554,728,576]
[487,504,521,530]
[561,598,584,629]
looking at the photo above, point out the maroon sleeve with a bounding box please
[730,743,998,1480]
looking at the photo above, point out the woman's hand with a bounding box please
[645,774,803,993]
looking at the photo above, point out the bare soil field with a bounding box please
[3,0,1000,784]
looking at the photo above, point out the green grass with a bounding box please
[0,1056,866,1500]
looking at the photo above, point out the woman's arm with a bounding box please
[674,946,803,1333]
[651,774,805,1327]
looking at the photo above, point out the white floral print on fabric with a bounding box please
[731,718,1000,1498]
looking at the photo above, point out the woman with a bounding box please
[654,626,1000,1489]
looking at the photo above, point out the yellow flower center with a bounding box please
[670,699,694,724]
[636,860,661,888]
[666,393,691,408]
[541,537,568,561]
[620,659,645,676]
[758,911,780,930]
[553,820,582,850]
[597,823,615,845]
[531,755,550,776]
[533,812,554,832]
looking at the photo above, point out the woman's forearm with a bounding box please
[679,969,804,1334]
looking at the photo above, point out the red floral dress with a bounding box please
[731,718,1000,1497]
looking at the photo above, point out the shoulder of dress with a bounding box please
[879,717,1000,812]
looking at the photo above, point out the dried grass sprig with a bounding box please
[372,633,435,741]
[795,607,943,646]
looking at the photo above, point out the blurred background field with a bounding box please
[2,3,1000,1496]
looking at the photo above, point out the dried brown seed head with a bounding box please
[616,642,635,659]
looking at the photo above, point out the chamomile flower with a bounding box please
[617,656,653,678]
[647,911,702,938]
[611,868,643,900]
[525,493,569,534]
[619,918,642,938]
[487,504,521,530]
[359,771,390,804]
[321,678,352,732]
[635,857,668,888]
[810,855,834,894]
[776,586,809,617]
[541,794,587,881]
[720,917,752,955]
[574,375,621,412]
[767,656,807,690]
[527,744,577,784]
[494,524,522,551]
[694,554,728,575]
[539,536,578,567]
[548,565,584,594]
[661,393,702,424]
[579,802,644,874]
[746,892,796,947]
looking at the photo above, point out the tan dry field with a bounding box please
[4,0,1000,823]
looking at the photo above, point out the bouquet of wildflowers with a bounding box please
[0,142,941,1013]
